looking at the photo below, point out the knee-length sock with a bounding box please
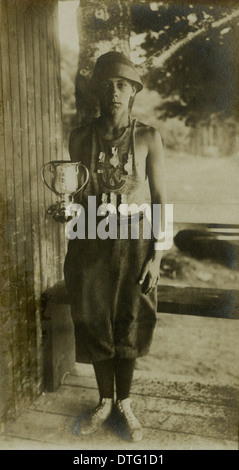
[93,358,115,400]
[114,358,136,401]
[93,358,136,401]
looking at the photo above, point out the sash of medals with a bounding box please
[96,146,133,206]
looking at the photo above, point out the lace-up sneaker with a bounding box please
[80,398,113,435]
[116,398,143,442]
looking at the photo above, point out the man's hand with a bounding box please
[138,252,163,295]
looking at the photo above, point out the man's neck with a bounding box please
[98,110,130,139]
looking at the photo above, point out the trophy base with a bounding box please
[47,199,71,223]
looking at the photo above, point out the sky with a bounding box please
[58,1,80,52]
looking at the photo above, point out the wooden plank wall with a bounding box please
[0,0,67,429]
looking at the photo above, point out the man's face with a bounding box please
[97,77,136,114]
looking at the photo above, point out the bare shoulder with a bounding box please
[135,120,162,144]
[135,120,164,162]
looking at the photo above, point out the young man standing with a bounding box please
[64,51,166,442]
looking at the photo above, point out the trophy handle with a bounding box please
[41,162,55,193]
[72,163,89,199]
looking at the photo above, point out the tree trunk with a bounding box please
[75,0,131,125]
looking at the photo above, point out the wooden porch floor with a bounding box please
[0,312,238,450]
[0,364,238,451]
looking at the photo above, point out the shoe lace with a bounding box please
[118,400,139,428]
[91,399,112,421]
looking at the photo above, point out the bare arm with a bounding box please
[139,128,166,293]
[147,128,166,231]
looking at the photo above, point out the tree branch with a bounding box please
[138,9,239,75]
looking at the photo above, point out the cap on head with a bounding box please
[90,51,143,93]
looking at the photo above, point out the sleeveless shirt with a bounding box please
[79,118,151,210]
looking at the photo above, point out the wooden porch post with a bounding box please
[0,0,65,429]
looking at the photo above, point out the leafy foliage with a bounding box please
[130,3,239,125]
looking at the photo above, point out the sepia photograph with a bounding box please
[0,0,238,459]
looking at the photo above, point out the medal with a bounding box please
[109,147,119,168]
[97,146,127,190]
[124,153,133,176]
[110,192,117,206]
[101,192,108,204]
[99,152,105,162]
[97,152,105,173]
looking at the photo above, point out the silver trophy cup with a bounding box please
[41,161,89,222]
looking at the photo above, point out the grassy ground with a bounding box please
[164,149,239,209]
[161,150,239,290]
